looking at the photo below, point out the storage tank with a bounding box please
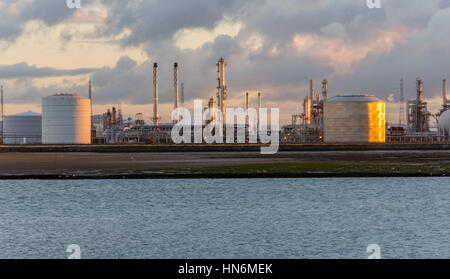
[42,94,91,144]
[3,111,42,144]
[438,110,450,136]
[324,95,385,143]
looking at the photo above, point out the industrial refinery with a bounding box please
[1,57,450,146]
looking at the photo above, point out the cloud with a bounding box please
[0,62,98,79]
[3,0,450,124]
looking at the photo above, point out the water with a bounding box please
[0,178,449,259]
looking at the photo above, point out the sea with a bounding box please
[0,178,449,259]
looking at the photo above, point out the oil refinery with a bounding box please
[1,57,450,146]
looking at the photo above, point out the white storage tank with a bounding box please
[3,111,42,144]
[42,94,91,144]
[324,95,385,143]
[438,110,450,136]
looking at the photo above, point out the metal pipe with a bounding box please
[245,92,249,111]
[153,63,160,126]
[217,57,227,122]
[322,79,328,101]
[257,92,261,131]
[245,92,249,126]
[174,63,179,124]
[416,78,423,103]
[443,79,447,107]
[174,63,179,111]
[89,79,93,128]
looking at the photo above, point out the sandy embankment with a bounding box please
[1,150,450,177]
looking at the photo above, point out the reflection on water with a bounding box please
[0,178,449,259]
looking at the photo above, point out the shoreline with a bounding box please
[1,148,450,179]
[2,143,450,153]
[0,172,447,180]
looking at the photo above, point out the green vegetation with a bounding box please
[133,162,450,177]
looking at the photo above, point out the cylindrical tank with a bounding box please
[324,95,385,143]
[438,110,450,136]
[42,94,91,144]
[3,111,42,144]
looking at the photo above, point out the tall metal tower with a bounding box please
[89,79,93,125]
[257,92,261,131]
[152,63,160,126]
[322,79,328,101]
[174,63,179,111]
[216,57,227,123]
[399,79,405,126]
[173,63,179,124]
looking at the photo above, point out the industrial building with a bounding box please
[407,78,431,133]
[2,57,450,146]
[3,111,42,144]
[42,94,91,144]
[324,95,385,143]
[283,79,327,143]
[438,110,450,137]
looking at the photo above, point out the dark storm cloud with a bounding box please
[19,0,77,25]
[96,0,244,46]
[0,62,98,79]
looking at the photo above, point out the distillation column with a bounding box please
[217,57,227,123]
[322,79,328,101]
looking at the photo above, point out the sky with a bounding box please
[1,0,450,125]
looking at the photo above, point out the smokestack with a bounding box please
[174,63,179,110]
[416,78,423,103]
[112,107,117,126]
[245,92,249,126]
[443,79,447,107]
[310,80,314,100]
[173,63,179,124]
[153,63,160,126]
[89,79,92,100]
[245,92,249,110]
[322,79,328,101]
[89,79,93,127]
[257,92,261,131]
[217,57,227,123]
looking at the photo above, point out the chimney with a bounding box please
[322,79,328,101]
[443,79,447,107]
[217,57,227,122]
[174,63,179,110]
[416,78,423,103]
[153,63,160,126]
[89,79,93,126]
[309,80,314,100]
[257,92,261,131]
[174,63,179,124]
[245,92,249,126]
[245,92,249,111]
